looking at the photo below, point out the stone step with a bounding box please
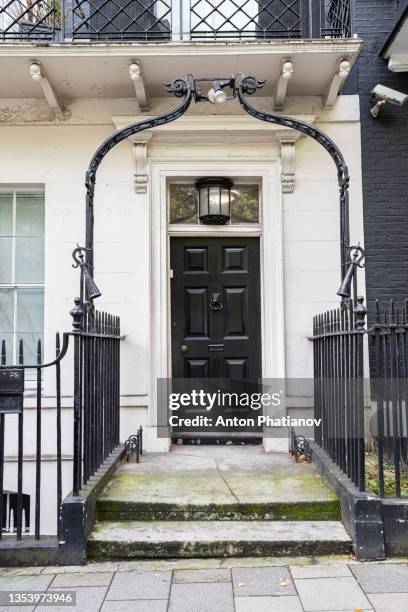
[96,499,341,522]
[87,520,351,559]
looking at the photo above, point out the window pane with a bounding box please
[0,193,13,236]
[230,185,259,224]
[16,288,44,333]
[169,184,198,224]
[16,193,45,237]
[15,238,44,283]
[0,238,12,283]
[0,288,14,332]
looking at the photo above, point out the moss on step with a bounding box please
[96,499,341,522]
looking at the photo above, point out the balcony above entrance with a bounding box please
[0,40,361,113]
[0,0,355,43]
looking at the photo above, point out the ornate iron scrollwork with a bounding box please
[84,77,193,272]
[235,75,351,283]
[124,426,143,463]
[290,427,313,463]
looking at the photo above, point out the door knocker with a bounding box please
[210,293,223,311]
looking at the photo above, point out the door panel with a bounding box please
[171,237,262,434]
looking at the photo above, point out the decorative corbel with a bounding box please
[273,60,294,111]
[30,61,64,112]
[129,61,150,112]
[128,132,152,194]
[276,130,301,194]
[324,58,351,108]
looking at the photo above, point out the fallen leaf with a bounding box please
[353,609,364,612]
[279,579,289,587]
[237,581,246,587]
[348,553,356,560]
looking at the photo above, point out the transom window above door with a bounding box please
[169,181,260,225]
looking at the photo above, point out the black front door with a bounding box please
[170,237,262,434]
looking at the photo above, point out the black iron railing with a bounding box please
[0,300,120,541]
[312,298,367,492]
[0,333,69,539]
[0,0,353,42]
[368,299,408,498]
[71,303,121,495]
[312,295,408,498]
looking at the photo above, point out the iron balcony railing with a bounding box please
[0,0,353,42]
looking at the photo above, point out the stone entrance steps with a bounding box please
[88,520,351,558]
[87,446,351,559]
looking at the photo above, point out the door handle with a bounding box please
[210,293,223,311]
[180,344,189,353]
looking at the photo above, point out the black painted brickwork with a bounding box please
[345,0,408,319]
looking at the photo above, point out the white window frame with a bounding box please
[0,186,45,366]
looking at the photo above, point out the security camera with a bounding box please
[370,84,408,117]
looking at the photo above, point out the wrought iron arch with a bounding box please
[82,74,352,295]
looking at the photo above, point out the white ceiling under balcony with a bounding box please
[0,39,362,103]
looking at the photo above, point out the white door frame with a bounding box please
[148,158,285,452]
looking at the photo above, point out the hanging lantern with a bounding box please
[195,177,233,225]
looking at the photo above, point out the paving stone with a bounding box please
[116,558,222,571]
[235,595,303,612]
[0,567,44,577]
[168,582,234,612]
[41,562,119,574]
[0,575,53,591]
[290,562,352,579]
[295,576,371,611]
[221,556,312,568]
[173,569,230,583]
[232,567,296,596]
[350,562,408,593]
[51,572,113,587]
[366,592,408,612]
[101,600,168,612]
[0,607,36,611]
[36,586,107,612]
[106,571,171,600]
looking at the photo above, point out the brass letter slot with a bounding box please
[208,344,224,352]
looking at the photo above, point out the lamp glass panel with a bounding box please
[199,188,208,217]
[169,184,198,224]
[230,185,259,223]
[208,187,220,215]
[220,188,230,216]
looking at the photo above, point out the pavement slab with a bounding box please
[290,562,353,578]
[51,572,113,587]
[235,596,303,612]
[232,566,296,596]
[0,575,53,592]
[366,592,408,612]
[37,586,107,612]
[294,576,372,611]
[168,582,234,612]
[106,570,172,601]
[101,601,168,612]
[173,568,231,583]
[350,562,408,593]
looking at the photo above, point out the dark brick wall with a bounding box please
[344,0,408,318]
